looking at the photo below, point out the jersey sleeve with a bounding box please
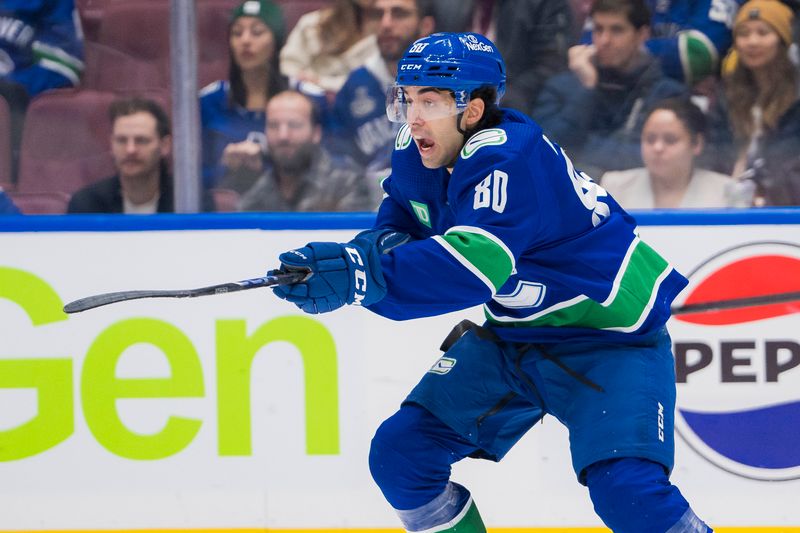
[367,131,547,320]
[9,1,84,95]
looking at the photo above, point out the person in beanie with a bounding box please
[706,0,800,205]
[199,0,287,188]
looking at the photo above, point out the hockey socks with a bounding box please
[395,482,486,533]
[585,457,712,533]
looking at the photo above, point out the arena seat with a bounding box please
[210,187,241,212]
[8,192,71,215]
[0,96,12,190]
[76,0,118,42]
[91,1,172,89]
[16,89,117,196]
[83,41,169,92]
[97,1,171,59]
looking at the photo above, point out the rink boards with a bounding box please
[1,211,799,532]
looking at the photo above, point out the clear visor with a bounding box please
[385,85,469,124]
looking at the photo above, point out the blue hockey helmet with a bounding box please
[386,32,507,123]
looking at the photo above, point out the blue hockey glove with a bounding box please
[271,239,387,314]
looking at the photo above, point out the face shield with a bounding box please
[385,84,471,124]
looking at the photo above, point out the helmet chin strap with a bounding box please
[455,111,467,136]
[445,111,468,170]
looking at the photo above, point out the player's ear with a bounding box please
[462,97,485,130]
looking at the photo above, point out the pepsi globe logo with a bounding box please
[670,241,800,481]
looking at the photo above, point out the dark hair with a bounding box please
[462,85,504,137]
[109,97,171,138]
[269,89,322,127]
[590,0,651,29]
[644,97,707,142]
[415,0,435,19]
[228,23,286,108]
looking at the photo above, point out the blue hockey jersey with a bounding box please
[366,110,688,343]
[0,0,84,95]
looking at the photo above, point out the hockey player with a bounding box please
[271,32,712,533]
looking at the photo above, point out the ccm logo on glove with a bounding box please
[287,249,308,260]
[345,246,367,305]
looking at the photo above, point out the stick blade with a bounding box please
[63,290,182,313]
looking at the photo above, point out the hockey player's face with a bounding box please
[404,87,464,169]
[734,20,782,71]
[230,17,276,72]
[591,11,648,70]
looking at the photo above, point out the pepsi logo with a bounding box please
[670,241,800,481]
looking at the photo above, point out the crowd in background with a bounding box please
[1,0,799,215]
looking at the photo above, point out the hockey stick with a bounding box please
[671,290,800,315]
[63,270,308,314]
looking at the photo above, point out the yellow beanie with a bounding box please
[723,0,795,75]
[734,0,794,46]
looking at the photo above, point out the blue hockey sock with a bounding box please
[585,457,712,533]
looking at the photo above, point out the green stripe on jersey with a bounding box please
[486,239,670,331]
[435,228,513,292]
[32,45,83,82]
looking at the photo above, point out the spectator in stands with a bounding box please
[429,0,573,112]
[224,90,372,212]
[531,0,687,176]
[1,0,84,183]
[68,97,214,214]
[601,97,735,208]
[200,0,287,188]
[578,0,746,87]
[328,0,435,202]
[707,0,800,206]
[0,189,20,214]
[279,0,379,96]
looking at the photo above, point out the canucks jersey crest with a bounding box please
[395,124,413,150]
[461,128,507,159]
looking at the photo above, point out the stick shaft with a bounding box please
[63,271,306,314]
